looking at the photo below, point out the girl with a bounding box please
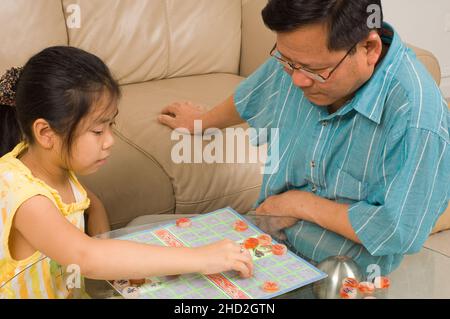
[0,46,253,299]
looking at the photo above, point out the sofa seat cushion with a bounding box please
[114,73,263,215]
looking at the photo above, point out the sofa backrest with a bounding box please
[1,0,442,86]
[0,0,242,85]
[62,0,242,85]
[0,0,68,75]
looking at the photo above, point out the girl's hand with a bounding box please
[195,239,254,278]
[158,101,206,134]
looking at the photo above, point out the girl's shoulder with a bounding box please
[0,153,54,206]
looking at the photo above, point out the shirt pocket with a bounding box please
[331,164,369,202]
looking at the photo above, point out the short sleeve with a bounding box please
[234,58,283,130]
[348,127,450,256]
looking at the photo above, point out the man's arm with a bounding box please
[256,190,361,244]
[158,95,244,133]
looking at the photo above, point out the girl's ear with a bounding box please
[362,31,383,67]
[32,119,57,149]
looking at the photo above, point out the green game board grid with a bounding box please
[112,208,326,299]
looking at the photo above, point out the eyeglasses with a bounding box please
[269,43,357,83]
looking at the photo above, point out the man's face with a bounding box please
[275,23,378,109]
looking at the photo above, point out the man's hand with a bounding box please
[158,101,206,134]
[254,193,300,240]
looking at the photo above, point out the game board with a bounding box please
[108,207,327,299]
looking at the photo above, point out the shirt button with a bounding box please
[310,160,316,168]
[322,121,328,127]
[311,185,318,193]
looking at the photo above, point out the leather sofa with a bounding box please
[1,0,448,254]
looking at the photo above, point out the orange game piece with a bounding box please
[243,237,259,249]
[358,281,375,294]
[340,286,357,299]
[271,244,287,256]
[342,277,359,289]
[373,276,390,289]
[257,234,272,246]
[262,281,280,293]
[233,220,248,232]
[176,218,192,228]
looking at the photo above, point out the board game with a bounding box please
[108,207,327,299]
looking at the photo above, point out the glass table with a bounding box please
[84,214,450,299]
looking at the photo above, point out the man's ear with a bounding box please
[32,119,57,149]
[362,31,383,66]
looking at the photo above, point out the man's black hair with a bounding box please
[262,0,383,52]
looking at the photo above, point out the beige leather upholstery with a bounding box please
[110,74,262,219]
[240,0,276,77]
[0,0,68,75]
[78,133,175,229]
[63,0,242,85]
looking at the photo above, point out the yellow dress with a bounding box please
[0,143,90,298]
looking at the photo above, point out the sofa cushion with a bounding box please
[114,73,263,215]
[63,0,242,85]
[0,0,68,74]
[79,133,175,230]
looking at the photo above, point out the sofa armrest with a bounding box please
[408,44,442,85]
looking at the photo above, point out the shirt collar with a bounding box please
[350,22,406,124]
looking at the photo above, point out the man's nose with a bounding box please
[291,70,314,88]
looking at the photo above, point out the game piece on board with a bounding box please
[129,278,146,286]
[358,281,375,294]
[176,217,192,228]
[271,244,287,256]
[257,234,272,246]
[254,249,264,258]
[262,281,280,293]
[122,286,140,299]
[112,279,130,291]
[243,237,259,249]
[340,286,358,299]
[233,220,249,232]
[373,276,390,289]
[342,277,359,289]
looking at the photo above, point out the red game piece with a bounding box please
[233,220,248,232]
[243,237,259,249]
[176,218,192,228]
[340,286,357,299]
[373,276,390,289]
[342,277,359,289]
[257,234,272,246]
[262,281,280,293]
[358,281,375,294]
[271,244,287,256]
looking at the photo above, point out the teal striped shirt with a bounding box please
[234,23,450,275]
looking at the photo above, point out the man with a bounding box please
[158,0,449,275]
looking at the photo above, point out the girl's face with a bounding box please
[67,97,118,175]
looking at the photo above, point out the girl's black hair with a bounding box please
[0,46,121,157]
[262,0,384,53]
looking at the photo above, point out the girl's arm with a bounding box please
[83,186,111,236]
[13,196,253,280]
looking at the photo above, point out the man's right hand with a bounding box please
[158,95,245,135]
[158,101,206,134]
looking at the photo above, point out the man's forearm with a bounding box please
[285,191,362,244]
[201,95,245,130]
